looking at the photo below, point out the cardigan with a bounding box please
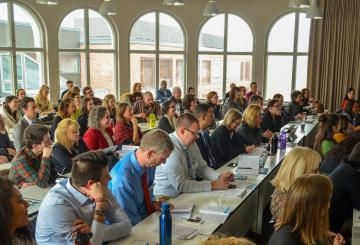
[210,125,246,168]
[0,105,21,138]
[113,122,142,145]
[236,122,262,146]
[261,111,282,133]
[329,162,360,232]
[83,127,114,150]
[158,115,176,134]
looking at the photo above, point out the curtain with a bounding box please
[307,0,360,112]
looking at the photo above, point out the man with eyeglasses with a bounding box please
[154,113,234,198]
[83,86,102,106]
[13,97,42,151]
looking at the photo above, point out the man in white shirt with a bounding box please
[154,113,234,197]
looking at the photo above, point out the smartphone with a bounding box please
[228,162,238,167]
[186,217,202,223]
[228,184,236,189]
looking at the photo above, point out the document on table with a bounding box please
[247,147,266,156]
[171,203,194,220]
[212,188,247,199]
[237,155,260,175]
[152,224,198,240]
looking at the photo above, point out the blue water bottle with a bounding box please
[279,129,287,150]
[159,202,172,245]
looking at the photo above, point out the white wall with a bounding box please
[18,0,292,103]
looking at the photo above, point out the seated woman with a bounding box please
[222,86,245,117]
[329,142,360,233]
[333,114,349,143]
[183,94,198,114]
[0,96,21,139]
[236,104,273,146]
[341,99,360,129]
[52,119,81,175]
[158,100,177,134]
[269,174,345,245]
[50,98,75,140]
[0,114,16,163]
[270,147,321,222]
[210,109,255,169]
[320,131,360,174]
[206,91,222,121]
[273,93,303,126]
[314,113,341,158]
[301,88,314,107]
[261,99,282,133]
[77,97,94,138]
[113,103,142,145]
[35,84,54,116]
[83,106,115,150]
[61,86,80,100]
[102,94,116,122]
[69,92,81,120]
[0,177,36,245]
[340,87,355,111]
[285,90,305,117]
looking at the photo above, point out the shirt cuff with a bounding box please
[90,220,107,245]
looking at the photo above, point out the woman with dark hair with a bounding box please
[69,92,81,120]
[0,96,21,138]
[77,97,94,137]
[50,98,75,140]
[285,90,305,117]
[333,114,349,143]
[320,131,360,174]
[341,100,360,129]
[329,142,360,233]
[0,177,35,245]
[340,87,355,111]
[269,174,345,245]
[314,113,341,158]
[301,88,313,107]
[83,106,114,150]
[183,94,198,114]
[0,114,15,163]
[158,100,177,133]
[206,91,222,121]
[261,99,282,133]
[222,86,245,117]
[113,103,142,145]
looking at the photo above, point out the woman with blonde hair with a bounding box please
[68,92,81,120]
[270,147,322,222]
[114,103,142,145]
[102,94,116,122]
[52,119,81,174]
[50,98,75,140]
[210,109,255,169]
[236,104,272,146]
[35,84,53,115]
[269,174,345,245]
[201,234,255,245]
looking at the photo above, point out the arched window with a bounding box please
[0,2,45,100]
[265,12,310,101]
[197,13,254,98]
[58,9,116,98]
[129,11,185,95]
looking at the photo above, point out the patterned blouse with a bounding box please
[270,188,288,222]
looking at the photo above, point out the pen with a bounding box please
[237,167,251,169]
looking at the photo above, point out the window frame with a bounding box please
[128,10,187,94]
[0,1,46,97]
[58,7,118,97]
[196,12,255,99]
[264,11,309,101]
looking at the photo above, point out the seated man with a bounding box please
[169,87,183,114]
[109,129,174,225]
[83,86,102,106]
[156,80,172,103]
[36,151,132,244]
[154,113,234,197]
[13,97,42,151]
[9,124,55,188]
[194,103,217,169]
[133,91,161,123]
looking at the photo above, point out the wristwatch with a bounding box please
[93,209,106,217]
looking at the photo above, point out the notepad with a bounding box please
[171,203,194,220]
[237,155,260,175]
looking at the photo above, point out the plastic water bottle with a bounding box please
[279,130,287,150]
[175,103,181,116]
[160,202,172,245]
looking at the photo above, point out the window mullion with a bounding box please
[8,1,18,93]
[222,14,228,99]
[155,12,160,92]
[292,12,300,92]
[85,9,90,87]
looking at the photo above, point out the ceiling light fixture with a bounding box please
[36,0,58,5]
[163,0,184,6]
[203,0,220,17]
[99,0,116,16]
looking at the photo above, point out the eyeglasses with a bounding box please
[184,128,199,137]
[232,120,241,126]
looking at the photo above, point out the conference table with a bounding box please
[21,117,319,244]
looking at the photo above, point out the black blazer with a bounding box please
[268,225,302,245]
[77,113,89,137]
[52,143,78,175]
[196,132,216,169]
[329,162,360,232]
[210,125,246,168]
[236,123,262,146]
[158,116,175,134]
[261,111,282,133]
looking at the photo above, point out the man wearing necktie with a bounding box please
[108,129,174,225]
[194,103,218,169]
[154,113,234,198]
